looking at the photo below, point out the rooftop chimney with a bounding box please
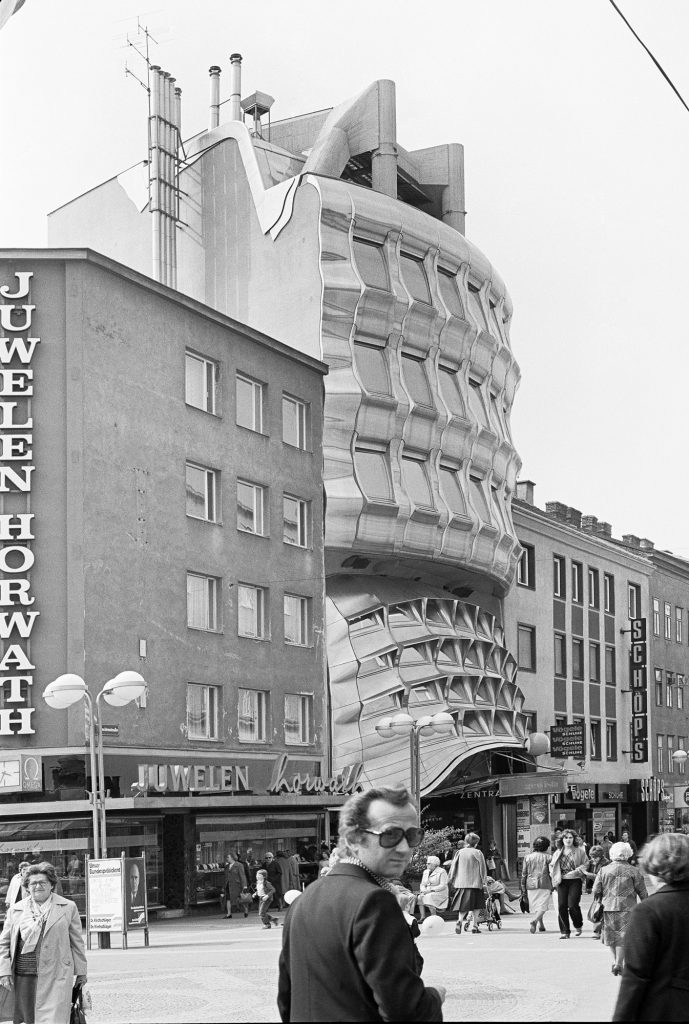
[622,534,641,549]
[209,65,221,129]
[596,522,612,538]
[515,480,536,505]
[639,538,655,550]
[581,515,598,533]
[229,53,242,122]
[565,507,582,530]
[545,501,568,522]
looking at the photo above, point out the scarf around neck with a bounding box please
[18,892,53,953]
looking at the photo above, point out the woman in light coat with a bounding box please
[549,829,589,939]
[520,836,553,933]
[0,861,87,1024]
[447,832,487,933]
[592,840,647,975]
[416,856,449,920]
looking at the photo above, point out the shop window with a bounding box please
[284,594,310,646]
[588,568,600,609]
[628,583,641,620]
[605,646,616,686]
[553,555,566,599]
[186,462,219,523]
[187,572,220,632]
[352,237,389,290]
[606,721,617,761]
[517,624,536,672]
[236,373,264,433]
[186,683,220,740]
[554,633,567,677]
[283,495,309,547]
[572,638,584,680]
[284,693,314,745]
[237,480,267,536]
[571,562,583,605]
[185,351,218,414]
[238,688,268,742]
[283,394,309,450]
[238,584,268,640]
[517,544,535,589]
[590,720,601,761]
[604,573,615,614]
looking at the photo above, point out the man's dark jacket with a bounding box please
[277,862,443,1022]
[613,881,689,1021]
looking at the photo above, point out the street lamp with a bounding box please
[375,711,455,817]
[43,671,147,858]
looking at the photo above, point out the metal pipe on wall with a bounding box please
[228,52,242,121]
[149,65,162,284]
[209,65,221,129]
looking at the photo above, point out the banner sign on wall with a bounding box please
[629,618,648,763]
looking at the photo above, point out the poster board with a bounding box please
[86,854,149,948]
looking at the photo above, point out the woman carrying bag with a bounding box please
[521,836,553,933]
[592,841,647,976]
[549,830,589,939]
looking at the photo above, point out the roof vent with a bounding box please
[240,90,275,139]
[515,480,535,505]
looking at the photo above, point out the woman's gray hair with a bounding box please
[609,842,633,862]
[426,855,440,868]
[639,833,689,883]
[26,862,58,888]
[337,785,416,853]
[465,832,480,847]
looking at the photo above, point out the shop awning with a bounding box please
[433,772,567,799]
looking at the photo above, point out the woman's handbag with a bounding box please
[587,898,604,924]
[70,984,87,1024]
[519,893,529,914]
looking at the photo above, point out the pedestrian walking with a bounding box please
[447,832,488,934]
[416,855,449,920]
[4,863,30,910]
[224,852,249,919]
[520,836,553,933]
[591,840,646,976]
[612,832,689,1021]
[549,829,588,938]
[0,861,87,1024]
[264,852,284,909]
[620,829,638,865]
[584,844,610,939]
[256,870,279,929]
[277,784,445,1022]
[486,839,507,881]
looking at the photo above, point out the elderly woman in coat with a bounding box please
[416,856,449,920]
[447,832,488,933]
[592,840,647,976]
[613,832,689,1021]
[0,861,87,1024]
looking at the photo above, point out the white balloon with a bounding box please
[420,914,445,935]
[283,889,302,905]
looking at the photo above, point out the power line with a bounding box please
[607,0,689,115]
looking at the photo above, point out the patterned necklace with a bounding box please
[340,856,398,894]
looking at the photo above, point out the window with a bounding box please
[186,683,219,740]
[665,602,672,640]
[238,584,268,639]
[354,444,394,502]
[590,720,601,761]
[186,462,219,522]
[237,480,267,536]
[517,544,535,589]
[438,367,466,417]
[284,594,310,646]
[677,607,684,643]
[283,495,309,547]
[678,737,687,775]
[606,721,617,762]
[438,269,464,316]
[553,555,566,599]
[185,351,217,414]
[554,633,567,677]
[555,715,568,729]
[571,562,583,604]
[238,688,267,742]
[572,638,584,680]
[605,646,616,685]
[657,734,664,773]
[589,642,600,682]
[401,355,433,407]
[400,252,431,303]
[652,598,660,636]
[668,735,676,774]
[469,474,491,524]
[523,710,538,734]
[667,671,674,708]
[186,572,219,631]
[353,343,392,396]
[517,625,536,671]
[678,675,685,710]
[402,454,434,508]
[352,237,389,290]
[284,693,314,745]
[467,281,489,332]
[283,395,308,450]
[439,464,467,516]
[467,376,491,430]
[236,374,264,432]
[588,568,600,609]
[604,573,615,614]
[655,668,663,706]
[628,583,641,620]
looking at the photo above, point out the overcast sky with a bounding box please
[2,0,688,554]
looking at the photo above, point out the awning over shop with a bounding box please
[433,772,568,799]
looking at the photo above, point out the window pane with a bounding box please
[402,457,433,508]
[400,253,431,303]
[284,595,308,645]
[285,693,312,744]
[467,284,489,331]
[469,476,491,523]
[518,626,535,670]
[283,396,306,449]
[284,495,307,547]
[237,481,264,535]
[439,466,467,515]
[187,684,218,739]
[236,375,263,431]
[186,353,216,413]
[353,238,389,290]
[438,270,463,316]
[238,585,265,638]
[355,448,394,501]
[187,573,216,631]
[401,356,433,407]
[238,689,266,742]
[354,344,391,395]
[467,379,491,429]
[438,369,466,417]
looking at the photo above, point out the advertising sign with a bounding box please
[124,856,147,929]
[629,618,648,763]
[86,858,123,934]
[549,723,586,759]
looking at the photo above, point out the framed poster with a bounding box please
[86,858,123,934]
[125,856,147,929]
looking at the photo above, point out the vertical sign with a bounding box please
[630,618,648,763]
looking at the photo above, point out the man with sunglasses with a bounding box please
[278,785,445,1021]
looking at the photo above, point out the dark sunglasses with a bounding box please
[361,826,425,849]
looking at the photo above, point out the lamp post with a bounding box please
[42,671,148,857]
[375,711,455,816]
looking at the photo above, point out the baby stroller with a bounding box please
[475,884,502,931]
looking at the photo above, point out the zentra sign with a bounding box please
[629,618,648,763]
[0,271,40,736]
